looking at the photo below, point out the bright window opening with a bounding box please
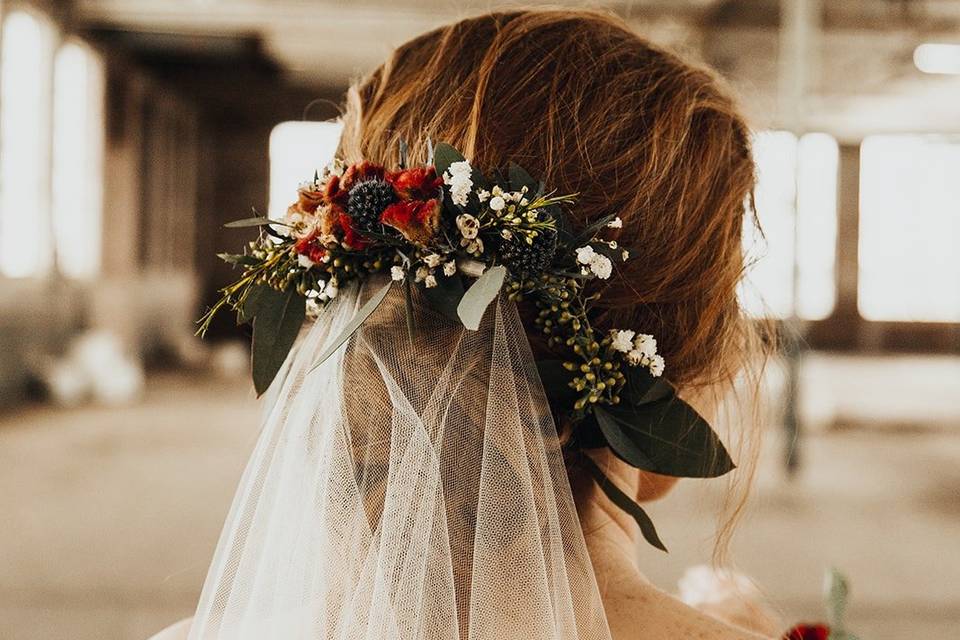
[52,40,106,280]
[268,121,343,219]
[796,133,839,320]
[740,131,838,319]
[0,11,55,277]
[859,135,960,322]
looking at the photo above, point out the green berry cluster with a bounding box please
[507,274,627,418]
[246,242,315,294]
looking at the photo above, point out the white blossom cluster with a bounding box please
[482,184,529,211]
[443,160,473,207]
[305,277,341,317]
[574,245,613,280]
[391,254,457,289]
[572,217,629,280]
[610,329,665,377]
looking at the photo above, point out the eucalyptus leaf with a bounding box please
[551,204,575,245]
[433,142,467,178]
[309,280,393,372]
[573,422,608,450]
[422,273,466,323]
[403,276,416,342]
[508,162,539,196]
[623,367,673,405]
[224,217,288,229]
[535,360,577,404]
[593,408,656,470]
[592,239,624,262]
[218,253,260,267]
[581,455,667,552]
[433,142,490,198]
[238,284,270,324]
[591,399,735,478]
[457,265,506,331]
[573,213,617,245]
[251,287,306,396]
[263,223,287,240]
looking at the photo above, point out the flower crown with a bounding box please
[199,141,734,551]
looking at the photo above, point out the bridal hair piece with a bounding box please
[199,143,736,553]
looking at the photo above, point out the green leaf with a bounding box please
[581,454,667,552]
[422,273,465,323]
[825,568,850,632]
[457,265,506,331]
[573,213,617,245]
[217,253,260,267]
[508,162,539,196]
[433,142,490,199]
[622,366,673,406]
[403,276,416,342]
[238,284,270,324]
[433,142,467,178]
[535,360,578,404]
[251,287,306,396]
[309,280,394,373]
[592,400,735,478]
[552,205,575,245]
[592,239,623,262]
[224,217,287,228]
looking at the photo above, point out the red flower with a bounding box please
[381,198,442,245]
[386,167,442,200]
[337,212,370,251]
[294,233,326,264]
[322,174,342,202]
[783,624,830,640]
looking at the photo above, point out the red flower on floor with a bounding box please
[783,623,830,640]
[386,167,442,200]
[380,198,441,245]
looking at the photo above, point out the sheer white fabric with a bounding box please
[188,278,612,640]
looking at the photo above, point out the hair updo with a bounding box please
[340,8,759,385]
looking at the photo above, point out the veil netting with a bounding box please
[188,276,614,640]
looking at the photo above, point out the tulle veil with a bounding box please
[188,278,613,640]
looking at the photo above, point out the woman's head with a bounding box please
[339,9,766,550]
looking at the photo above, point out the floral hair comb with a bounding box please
[198,141,735,550]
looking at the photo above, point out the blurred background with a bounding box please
[0,1,957,638]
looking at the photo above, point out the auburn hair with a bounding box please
[337,9,770,554]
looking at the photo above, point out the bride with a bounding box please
[153,9,783,640]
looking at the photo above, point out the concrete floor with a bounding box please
[1,358,958,640]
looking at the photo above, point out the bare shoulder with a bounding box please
[601,575,772,640]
